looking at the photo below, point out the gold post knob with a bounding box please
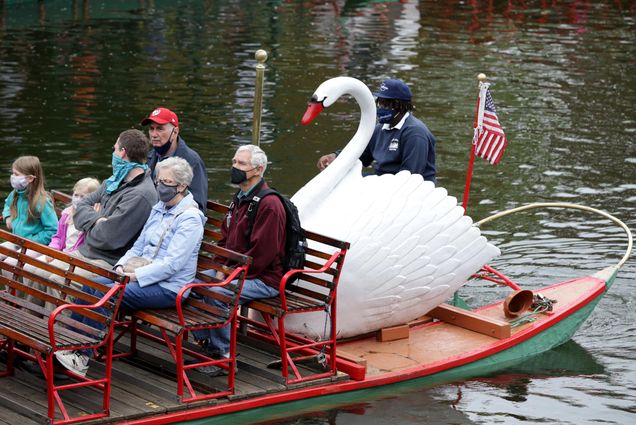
[255,49,268,65]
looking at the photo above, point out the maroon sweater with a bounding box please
[219,181,286,289]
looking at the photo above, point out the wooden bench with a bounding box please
[51,190,252,403]
[0,228,128,425]
[206,200,350,385]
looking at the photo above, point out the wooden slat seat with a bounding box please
[51,191,252,404]
[206,200,350,385]
[0,228,128,425]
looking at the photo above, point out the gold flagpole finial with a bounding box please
[477,73,487,82]
[252,49,268,146]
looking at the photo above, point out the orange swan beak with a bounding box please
[301,102,324,126]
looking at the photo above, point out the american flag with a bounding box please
[474,89,507,165]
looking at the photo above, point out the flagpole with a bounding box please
[462,73,488,214]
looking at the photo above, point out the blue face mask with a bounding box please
[104,153,148,194]
[377,107,397,124]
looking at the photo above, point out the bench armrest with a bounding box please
[175,264,249,327]
[47,282,127,350]
[278,250,345,311]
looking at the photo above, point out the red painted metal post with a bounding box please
[462,144,476,214]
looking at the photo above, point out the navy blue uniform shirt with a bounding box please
[360,113,436,184]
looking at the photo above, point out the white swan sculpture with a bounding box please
[287,76,500,339]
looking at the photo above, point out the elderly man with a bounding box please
[141,107,208,210]
[193,144,286,376]
[317,79,437,184]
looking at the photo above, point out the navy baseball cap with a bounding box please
[374,79,412,101]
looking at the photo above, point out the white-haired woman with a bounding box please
[56,157,206,376]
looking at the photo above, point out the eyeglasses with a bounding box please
[155,178,178,186]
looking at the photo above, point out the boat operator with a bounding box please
[317,79,437,184]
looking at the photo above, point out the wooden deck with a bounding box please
[0,327,349,424]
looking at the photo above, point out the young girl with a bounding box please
[21,177,99,308]
[46,177,100,260]
[2,156,58,245]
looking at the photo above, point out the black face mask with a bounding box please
[230,167,247,184]
[154,141,172,156]
[154,128,175,156]
[230,166,257,185]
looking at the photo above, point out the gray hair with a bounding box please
[236,144,268,175]
[155,157,193,186]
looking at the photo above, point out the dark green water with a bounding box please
[1,1,634,424]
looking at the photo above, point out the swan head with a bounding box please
[300,77,377,127]
[301,96,324,126]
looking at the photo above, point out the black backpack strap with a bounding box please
[245,188,277,245]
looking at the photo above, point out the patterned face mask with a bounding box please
[10,174,29,191]
[377,107,398,124]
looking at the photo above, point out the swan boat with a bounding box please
[1,203,627,425]
[0,80,632,425]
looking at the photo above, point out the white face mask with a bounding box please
[10,174,29,191]
[71,195,83,209]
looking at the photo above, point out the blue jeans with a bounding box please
[192,276,278,356]
[72,277,178,354]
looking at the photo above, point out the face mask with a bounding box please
[153,127,175,156]
[231,167,248,184]
[157,181,179,203]
[111,152,129,174]
[105,153,148,194]
[10,175,29,191]
[71,195,82,209]
[377,107,398,124]
[153,141,172,156]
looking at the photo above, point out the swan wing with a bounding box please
[288,171,500,338]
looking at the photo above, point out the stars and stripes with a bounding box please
[473,89,507,165]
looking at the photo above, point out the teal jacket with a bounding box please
[2,190,58,245]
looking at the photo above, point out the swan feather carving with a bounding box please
[289,77,500,338]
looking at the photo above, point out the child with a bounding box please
[2,156,58,245]
[46,177,100,261]
[21,177,100,308]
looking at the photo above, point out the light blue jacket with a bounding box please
[116,193,206,295]
[2,190,58,245]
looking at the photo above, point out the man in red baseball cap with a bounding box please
[141,107,179,128]
[141,107,208,210]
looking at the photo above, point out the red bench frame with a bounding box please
[0,229,128,424]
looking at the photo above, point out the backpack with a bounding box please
[240,188,307,275]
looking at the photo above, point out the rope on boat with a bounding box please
[475,202,633,269]
[509,293,556,327]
